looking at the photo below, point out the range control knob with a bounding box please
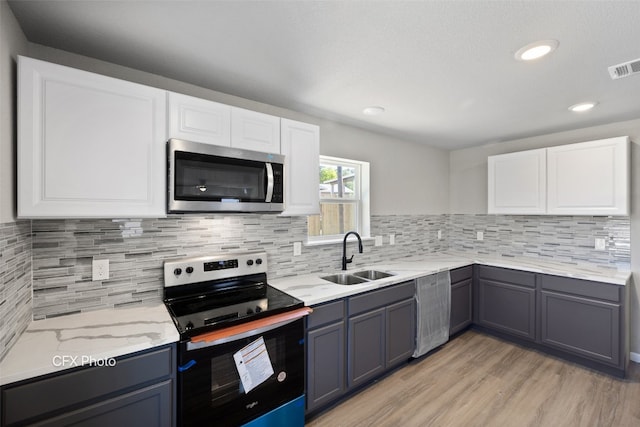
[185,321,194,330]
[186,266,194,274]
[255,306,262,313]
[255,258,263,265]
[246,259,254,266]
[174,268,182,276]
[246,308,254,315]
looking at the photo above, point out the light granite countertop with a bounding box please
[0,303,179,387]
[270,253,631,306]
[0,253,630,387]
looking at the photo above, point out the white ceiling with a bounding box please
[8,0,640,150]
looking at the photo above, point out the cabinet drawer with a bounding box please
[348,281,415,317]
[308,300,345,329]
[478,265,535,288]
[2,345,174,425]
[450,265,473,284]
[540,275,621,302]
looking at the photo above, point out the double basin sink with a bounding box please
[321,270,395,285]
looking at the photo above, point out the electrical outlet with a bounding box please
[437,230,442,240]
[594,238,606,251]
[477,231,484,241]
[375,236,383,246]
[389,234,395,245]
[92,259,109,281]
[293,242,302,256]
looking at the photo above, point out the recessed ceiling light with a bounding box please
[568,102,598,112]
[363,106,385,115]
[514,40,559,61]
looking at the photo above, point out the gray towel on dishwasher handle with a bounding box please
[413,271,451,358]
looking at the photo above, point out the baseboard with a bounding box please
[631,352,640,363]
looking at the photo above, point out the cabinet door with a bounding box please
[477,279,536,341]
[280,119,320,216]
[31,381,173,427]
[450,278,472,335]
[168,92,231,146]
[18,56,166,218]
[306,322,345,412]
[230,107,280,153]
[386,299,415,367]
[541,291,620,366]
[547,136,629,215]
[487,148,546,214]
[348,308,385,388]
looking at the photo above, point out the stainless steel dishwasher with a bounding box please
[413,271,451,357]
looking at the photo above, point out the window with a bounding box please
[307,155,370,243]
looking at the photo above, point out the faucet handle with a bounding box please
[346,254,354,264]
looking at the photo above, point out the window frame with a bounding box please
[307,155,370,244]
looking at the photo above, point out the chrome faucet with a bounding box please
[342,231,363,270]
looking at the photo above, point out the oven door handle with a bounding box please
[186,307,312,351]
[178,359,197,372]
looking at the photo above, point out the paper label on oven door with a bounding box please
[233,336,274,394]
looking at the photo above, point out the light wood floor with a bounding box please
[306,330,640,427]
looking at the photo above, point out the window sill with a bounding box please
[304,236,374,247]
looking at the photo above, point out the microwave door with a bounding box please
[265,163,274,203]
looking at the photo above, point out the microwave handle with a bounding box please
[265,163,274,202]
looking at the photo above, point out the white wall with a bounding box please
[0,0,29,223]
[449,118,640,357]
[23,43,450,216]
[320,123,449,215]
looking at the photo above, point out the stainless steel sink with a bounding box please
[351,270,395,280]
[321,270,395,285]
[321,273,369,285]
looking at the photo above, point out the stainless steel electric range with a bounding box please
[163,251,309,427]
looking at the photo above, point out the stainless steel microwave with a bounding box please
[167,139,284,213]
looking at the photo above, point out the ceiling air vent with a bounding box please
[608,58,640,80]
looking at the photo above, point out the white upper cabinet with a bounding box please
[280,118,320,216]
[547,137,629,216]
[231,107,281,153]
[487,136,630,216]
[18,56,167,218]
[167,92,231,146]
[488,148,547,214]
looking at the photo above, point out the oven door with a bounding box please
[177,317,304,427]
[168,138,284,213]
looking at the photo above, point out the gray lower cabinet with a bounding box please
[306,300,346,413]
[540,274,625,368]
[1,344,176,427]
[386,299,416,366]
[305,281,415,415]
[348,298,415,384]
[348,308,386,387]
[449,266,473,335]
[477,265,536,341]
[347,281,415,389]
[474,265,628,376]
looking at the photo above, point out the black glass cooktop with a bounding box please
[164,280,303,339]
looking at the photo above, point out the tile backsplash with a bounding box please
[1,213,631,329]
[0,221,32,361]
[448,214,630,270]
[30,214,448,319]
